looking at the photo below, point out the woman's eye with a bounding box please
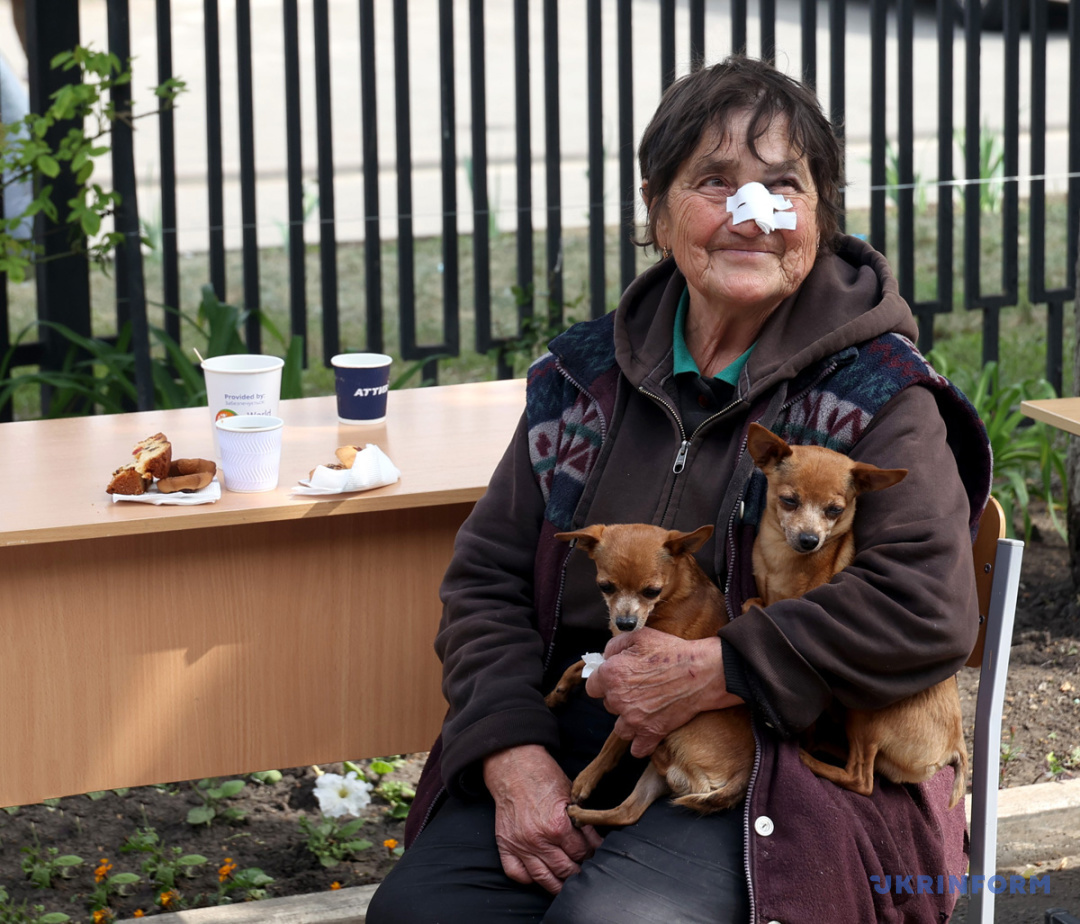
[598,581,616,594]
[642,587,662,599]
[702,177,732,191]
[770,177,800,192]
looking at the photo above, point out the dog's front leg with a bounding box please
[568,762,670,828]
[544,659,585,708]
[569,730,630,805]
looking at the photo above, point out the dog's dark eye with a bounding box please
[779,495,799,510]
[825,505,844,519]
[598,581,616,594]
[641,587,662,599]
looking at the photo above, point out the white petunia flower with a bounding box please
[314,770,374,818]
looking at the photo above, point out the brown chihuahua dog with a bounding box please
[546,523,754,828]
[744,422,968,809]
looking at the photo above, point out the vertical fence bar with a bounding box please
[587,0,604,318]
[869,0,887,254]
[543,0,563,319]
[235,0,261,351]
[392,0,419,371]
[800,0,816,89]
[897,0,915,310]
[155,0,180,341]
[828,0,845,226]
[999,0,1020,306]
[732,0,748,56]
[359,0,382,353]
[470,0,492,360]
[107,0,152,409]
[203,0,226,297]
[440,0,460,372]
[283,0,307,348]
[513,0,534,339]
[660,0,675,90]
[962,0,981,310]
[617,0,636,294]
[313,0,340,363]
[689,0,704,71]
[27,0,91,413]
[1068,0,1079,294]
[761,0,776,65]
[932,0,954,341]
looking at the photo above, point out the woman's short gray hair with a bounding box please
[638,55,845,251]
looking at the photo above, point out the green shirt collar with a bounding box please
[672,287,755,386]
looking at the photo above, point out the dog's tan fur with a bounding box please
[744,422,968,809]
[546,523,754,827]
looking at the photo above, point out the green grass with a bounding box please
[2,194,1073,419]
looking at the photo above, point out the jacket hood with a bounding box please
[612,236,920,401]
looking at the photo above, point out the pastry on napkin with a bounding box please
[292,443,401,496]
[109,479,221,505]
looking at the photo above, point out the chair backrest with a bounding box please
[965,495,1025,924]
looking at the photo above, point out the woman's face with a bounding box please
[651,111,820,319]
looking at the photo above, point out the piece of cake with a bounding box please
[132,432,172,480]
[106,462,150,495]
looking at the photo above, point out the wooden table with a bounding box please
[1021,397,1080,437]
[0,379,525,807]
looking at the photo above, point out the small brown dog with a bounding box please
[546,523,754,827]
[744,422,968,808]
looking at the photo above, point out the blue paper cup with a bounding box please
[332,353,393,425]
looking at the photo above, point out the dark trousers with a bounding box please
[366,790,749,924]
[367,644,749,924]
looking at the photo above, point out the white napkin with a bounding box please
[727,181,797,233]
[292,443,401,496]
[581,652,606,679]
[110,479,222,505]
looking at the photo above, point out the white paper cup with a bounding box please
[215,415,284,493]
[331,353,392,425]
[201,354,284,455]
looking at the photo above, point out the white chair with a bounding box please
[966,496,1025,924]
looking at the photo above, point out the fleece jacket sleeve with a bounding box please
[719,385,982,736]
[434,412,562,797]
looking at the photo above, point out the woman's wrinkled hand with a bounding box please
[482,744,603,895]
[585,627,741,757]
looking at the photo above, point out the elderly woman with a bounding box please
[367,55,990,923]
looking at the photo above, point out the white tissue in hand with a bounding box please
[727,181,797,233]
[581,652,606,679]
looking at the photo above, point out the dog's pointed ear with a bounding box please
[554,524,606,555]
[850,463,908,495]
[664,524,714,557]
[746,422,793,469]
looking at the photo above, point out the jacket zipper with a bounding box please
[742,721,764,924]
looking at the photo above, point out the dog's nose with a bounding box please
[797,532,821,552]
[615,614,638,632]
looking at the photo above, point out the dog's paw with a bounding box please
[566,804,586,828]
[570,778,595,805]
[741,596,764,614]
[544,687,568,709]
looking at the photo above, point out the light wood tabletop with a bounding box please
[1020,397,1080,437]
[0,378,526,805]
[0,378,526,546]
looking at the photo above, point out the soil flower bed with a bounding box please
[2,529,1079,922]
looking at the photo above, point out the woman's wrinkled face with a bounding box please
[651,111,820,318]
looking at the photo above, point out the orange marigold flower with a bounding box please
[133,912,145,919]
[218,857,238,882]
[93,858,113,883]
[159,890,178,909]
[92,910,113,924]
[330,881,342,890]
[383,838,399,850]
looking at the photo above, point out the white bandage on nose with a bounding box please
[727,181,797,233]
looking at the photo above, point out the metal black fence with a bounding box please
[1,0,1077,419]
